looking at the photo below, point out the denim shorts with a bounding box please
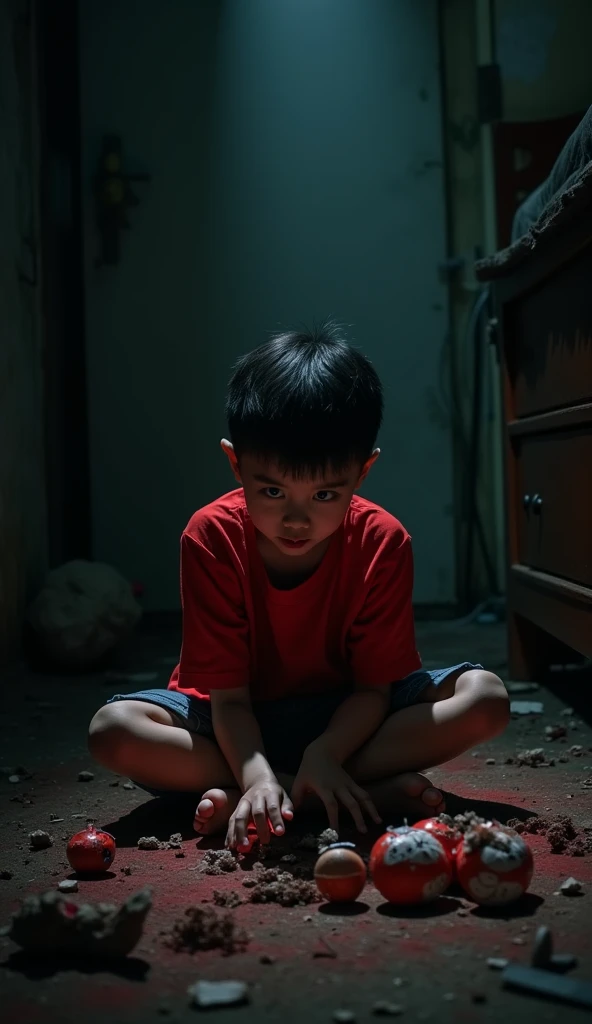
[106,662,481,796]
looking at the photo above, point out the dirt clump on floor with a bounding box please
[506,814,592,856]
[200,849,239,874]
[163,905,248,954]
[213,889,242,908]
[137,833,184,851]
[243,866,320,906]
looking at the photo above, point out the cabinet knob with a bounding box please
[523,494,531,509]
[532,494,543,512]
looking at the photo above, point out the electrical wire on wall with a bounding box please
[436,283,501,618]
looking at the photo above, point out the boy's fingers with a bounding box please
[281,794,294,819]
[338,788,366,833]
[266,800,285,836]
[353,785,382,824]
[319,790,339,832]
[233,797,253,849]
[252,803,270,845]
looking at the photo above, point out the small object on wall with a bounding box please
[94,134,150,266]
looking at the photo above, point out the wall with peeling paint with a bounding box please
[0,0,47,664]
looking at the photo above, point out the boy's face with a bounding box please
[221,439,379,559]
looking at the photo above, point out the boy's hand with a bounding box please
[291,743,382,834]
[225,776,294,850]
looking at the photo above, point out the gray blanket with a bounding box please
[476,105,592,281]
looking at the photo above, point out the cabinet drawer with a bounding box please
[506,247,592,417]
[516,427,592,587]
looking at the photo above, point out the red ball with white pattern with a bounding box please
[455,823,533,906]
[411,818,462,874]
[369,826,453,904]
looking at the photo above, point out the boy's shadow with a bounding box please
[100,790,537,849]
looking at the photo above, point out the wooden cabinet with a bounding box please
[479,208,592,680]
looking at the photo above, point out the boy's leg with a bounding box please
[343,668,510,784]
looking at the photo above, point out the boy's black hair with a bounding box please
[225,319,383,480]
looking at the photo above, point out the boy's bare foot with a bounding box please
[368,772,445,821]
[194,787,241,835]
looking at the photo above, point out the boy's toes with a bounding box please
[422,785,444,809]
[194,787,240,835]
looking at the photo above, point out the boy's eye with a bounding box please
[261,487,338,502]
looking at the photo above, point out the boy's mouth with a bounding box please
[278,537,310,549]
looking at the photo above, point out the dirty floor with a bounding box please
[1,621,591,1024]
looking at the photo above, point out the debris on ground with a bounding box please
[440,811,485,834]
[559,877,583,896]
[260,953,275,964]
[137,834,185,852]
[138,836,161,850]
[532,926,553,968]
[58,879,79,893]
[164,905,248,954]
[560,707,575,717]
[487,957,509,970]
[123,781,136,790]
[213,889,242,908]
[312,937,337,958]
[0,888,152,957]
[201,849,239,874]
[550,954,578,972]
[1,869,14,880]
[78,771,95,782]
[333,1010,355,1023]
[29,830,52,849]
[502,964,592,1009]
[511,748,554,767]
[296,827,339,853]
[485,758,496,765]
[245,866,321,906]
[569,745,584,757]
[188,979,249,1009]
[371,1001,404,1016]
[545,725,567,741]
[318,828,340,851]
[510,701,544,715]
[507,815,592,856]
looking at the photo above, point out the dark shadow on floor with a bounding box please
[1,950,150,980]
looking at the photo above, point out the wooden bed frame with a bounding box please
[478,187,592,679]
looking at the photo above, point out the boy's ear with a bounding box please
[355,448,380,488]
[220,438,242,483]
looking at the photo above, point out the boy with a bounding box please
[89,323,509,850]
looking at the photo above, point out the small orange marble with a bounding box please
[314,842,367,902]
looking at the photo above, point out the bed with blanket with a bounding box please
[475,107,592,679]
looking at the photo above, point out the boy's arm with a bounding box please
[306,682,389,763]
[210,686,276,791]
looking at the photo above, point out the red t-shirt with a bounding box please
[168,488,421,702]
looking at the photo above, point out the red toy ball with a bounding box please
[412,818,462,872]
[369,826,453,904]
[66,823,116,873]
[455,823,533,906]
[314,842,367,902]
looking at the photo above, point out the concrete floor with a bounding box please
[0,621,591,1024]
